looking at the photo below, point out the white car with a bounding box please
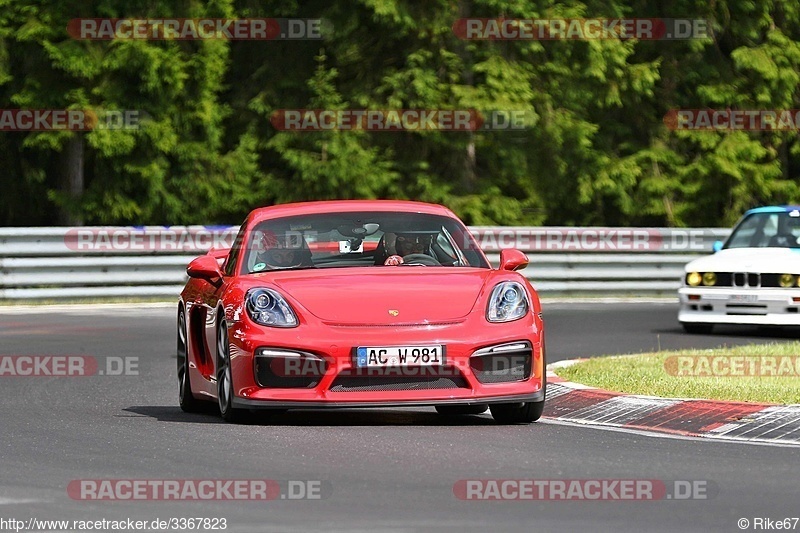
[679,206,800,333]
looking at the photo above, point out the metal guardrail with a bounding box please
[0,226,731,300]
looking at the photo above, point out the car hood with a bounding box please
[685,248,800,273]
[261,268,493,325]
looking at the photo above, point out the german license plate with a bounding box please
[356,345,444,368]
[729,294,758,303]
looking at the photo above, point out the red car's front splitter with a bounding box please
[231,391,545,410]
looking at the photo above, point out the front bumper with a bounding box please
[226,310,544,408]
[232,391,544,410]
[678,286,800,326]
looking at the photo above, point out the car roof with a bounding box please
[246,200,459,225]
[744,205,800,215]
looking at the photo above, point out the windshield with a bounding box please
[725,211,800,249]
[238,211,490,274]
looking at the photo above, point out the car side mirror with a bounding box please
[712,241,723,253]
[207,247,230,268]
[187,254,224,283]
[499,249,529,271]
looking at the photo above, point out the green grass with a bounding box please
[555,342,800,404]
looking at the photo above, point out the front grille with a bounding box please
[687,272,796,288]
[470,341,533,384]
[711,273,734,286]
[329,373,468,392]
[732,273,794,288]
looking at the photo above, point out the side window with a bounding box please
[791,218,800,240]
[727,215,759,248]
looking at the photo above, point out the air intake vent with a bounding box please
[470,341,533,384]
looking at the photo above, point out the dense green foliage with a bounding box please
[1,0,799,226]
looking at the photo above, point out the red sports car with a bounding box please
[177,200,545,423]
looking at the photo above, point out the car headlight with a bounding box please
[779,274,796,288]
[487,282,529,323]
[702,272,717,286]
[246,288,298,327]
[687,272,702,286]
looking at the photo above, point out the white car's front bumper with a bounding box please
[678,287,800,326]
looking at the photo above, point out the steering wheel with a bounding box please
[401,254,440,266]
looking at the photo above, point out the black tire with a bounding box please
[435,404,488,416]
[682,322,714,334]
[177,307,205,413]
[490,400,545,424]
[216,320,250,423]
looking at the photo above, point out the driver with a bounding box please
[383,233,434,265]
[769,216,800,248]
[254,231,312,270]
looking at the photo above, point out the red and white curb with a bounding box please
[544,360,800,446]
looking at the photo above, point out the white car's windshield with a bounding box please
[238,211,489,274]
[725,211,800,249]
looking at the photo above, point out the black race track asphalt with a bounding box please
[0,301,797,532]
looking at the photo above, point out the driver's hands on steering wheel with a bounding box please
[384,254,404,266]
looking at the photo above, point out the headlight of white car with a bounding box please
[246,288,298,327]
[487,282,530,323]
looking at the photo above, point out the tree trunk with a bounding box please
[458,0,477,193]
[59,135,84,225]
